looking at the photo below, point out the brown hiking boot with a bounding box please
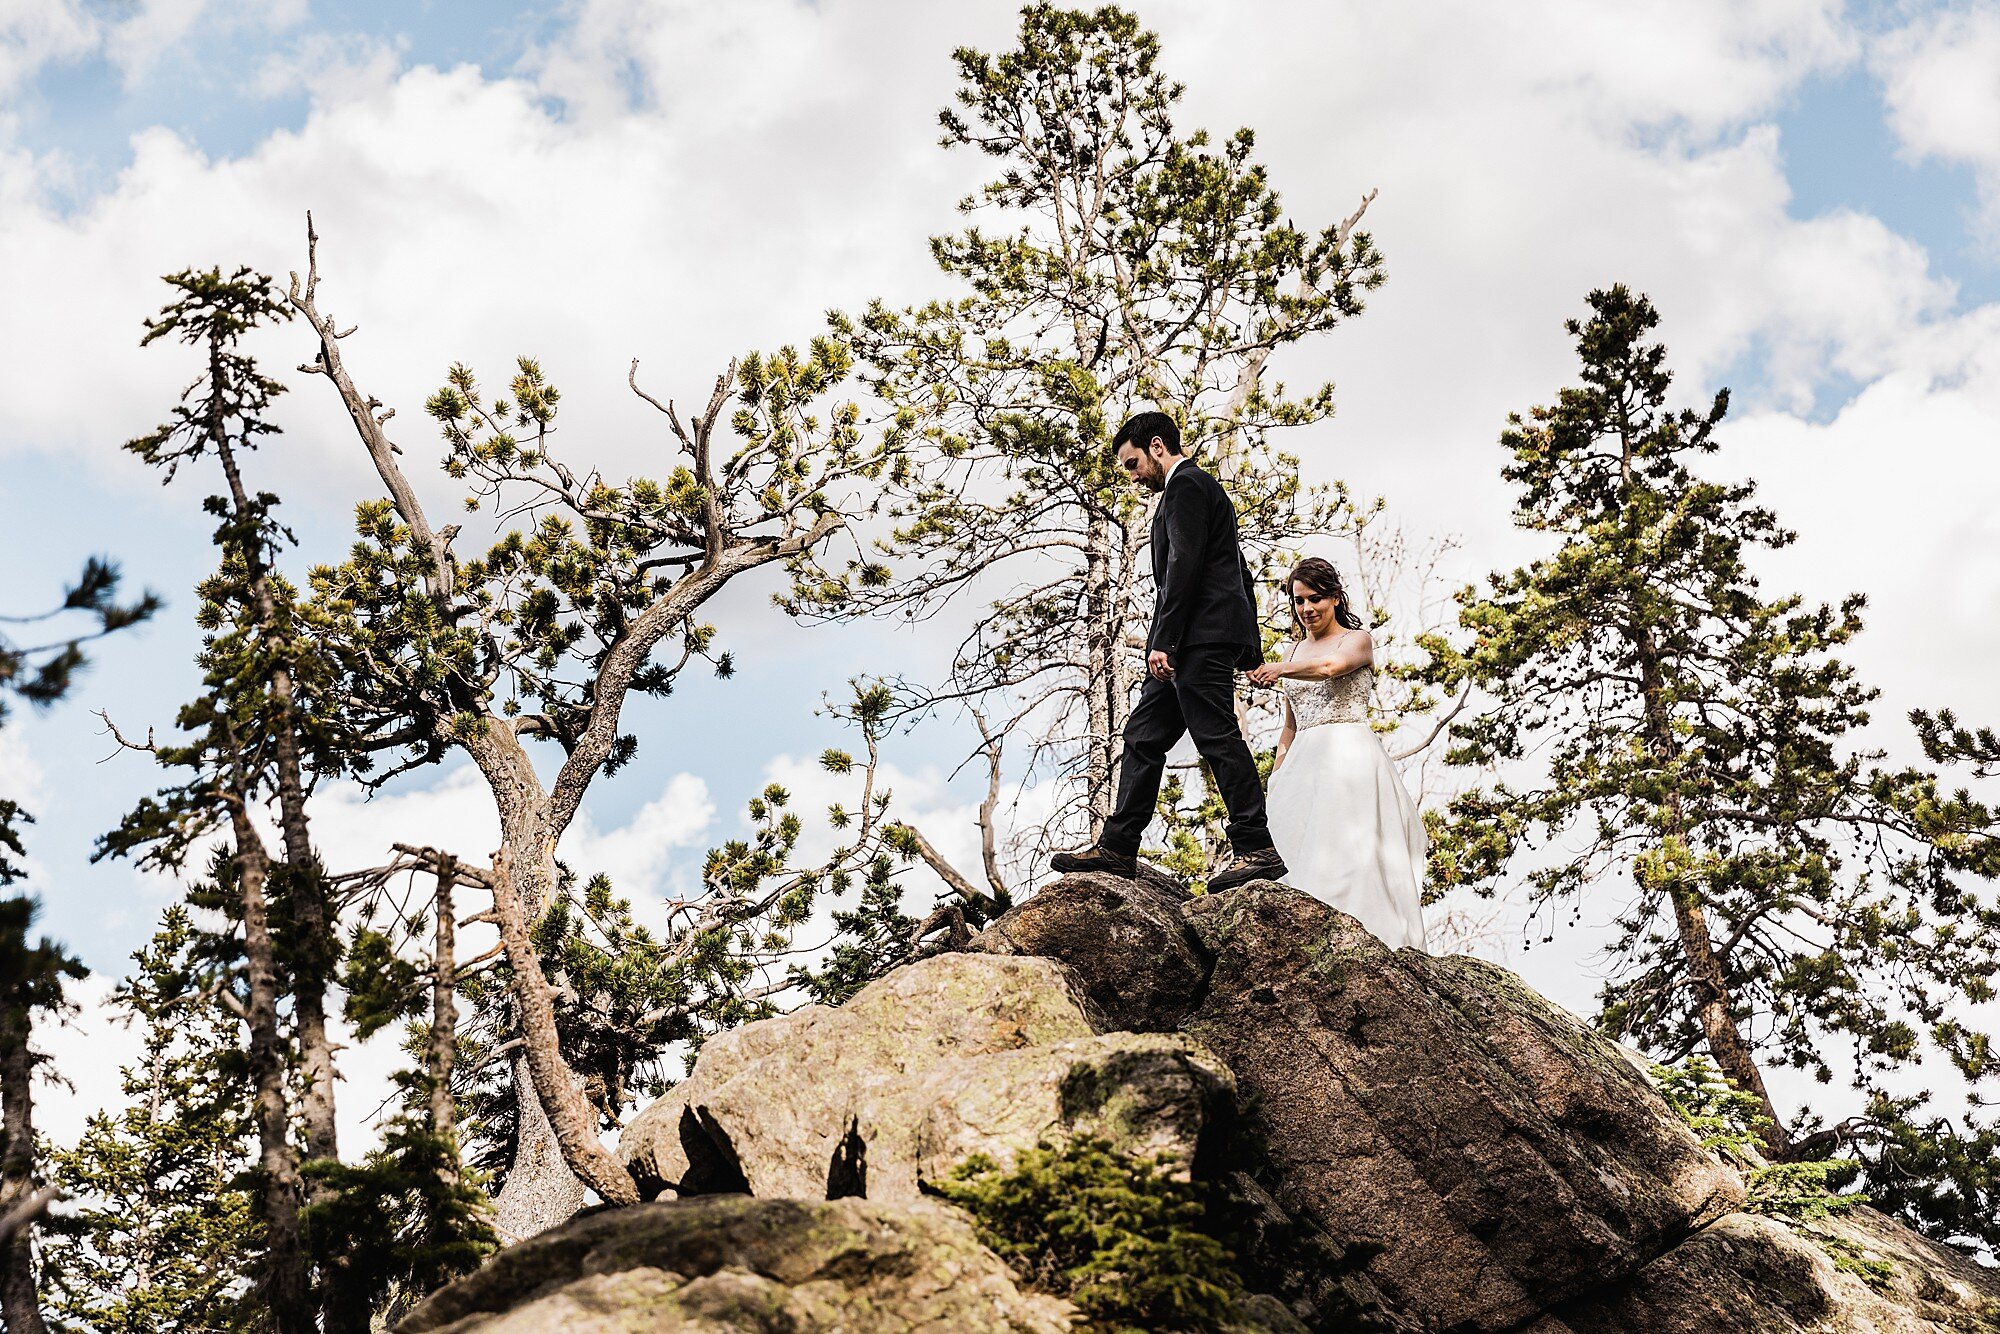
[1049,845,1139,877]
[1205,846,1287,894]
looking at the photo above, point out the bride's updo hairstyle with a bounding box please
[1287,557,1365,632]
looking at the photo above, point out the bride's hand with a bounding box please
[1246,662,1283,687]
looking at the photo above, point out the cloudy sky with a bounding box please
[5,0,1999,1150]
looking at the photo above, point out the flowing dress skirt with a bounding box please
[1266,721,1428,951]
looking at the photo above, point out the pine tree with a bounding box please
[99,267,348,1334]
[40,907,256,1332]
[0,899,84,1334]
[790,3,1384,872]
[287,220,898,1237]
[1,563,156,1332]
[1422,286,2000,1249]
[302,854,496,1324]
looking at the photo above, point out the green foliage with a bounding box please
[41,907,257,1333]
[308,335,882,789]
[340,927,424,1041]
[1847,1091,2000,1254]
[301,1119,495,1321]
[1746,1160,1863,1221]
[1,559,159,886]
[792,3,1383,856]
[1649,1056,1774,1161]
[0,896,85,1032]
[1653,1057,1865,1223]
[797,856,1012,1006]
[1423,285,2000,1249]
[932,1136,1240,1332]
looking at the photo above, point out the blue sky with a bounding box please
[5,0,2000,1147]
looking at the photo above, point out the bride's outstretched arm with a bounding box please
[1250,630,1374,685]
[1271,697,1298,773]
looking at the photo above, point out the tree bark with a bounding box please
[487,846,636,1234]
[1084,513,1118,832]
[1632,628,1788,1151]
[205,376,351,1326]
[492,1050,587,1244]
[429,859,459,1149]
[227,801,314,1334]
[0,997,48,1334]
[207,384,341,1182]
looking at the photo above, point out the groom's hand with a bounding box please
[1148,649,1174,680]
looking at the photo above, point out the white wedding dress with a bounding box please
[1265,663,1429,951]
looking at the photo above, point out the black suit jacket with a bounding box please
[1147,460,1261,667]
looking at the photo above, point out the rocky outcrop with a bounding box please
[974,864,1203,1032]
[409,872,2000,1333]
[990,875,1998,1333]
[979,876,1746,1327]
[396,1196,1076,1333]
[619,952,1232,1203]
[1549,1206,2000,1333]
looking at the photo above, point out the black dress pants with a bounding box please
[1100,642,1271,857]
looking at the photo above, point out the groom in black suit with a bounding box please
[1052,412,1288,893]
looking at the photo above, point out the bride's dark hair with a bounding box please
[1286,557,1365,632]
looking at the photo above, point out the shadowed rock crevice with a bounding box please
[672,1105,751,1198]
[825,1117,866,1200]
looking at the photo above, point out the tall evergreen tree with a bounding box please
[99,266,347,1334]
[1423,286,2000,1249]
[1,564,156,1332]
[40,906,256,1332]
[0,899,83,1334]
[288,222,898,1237]
[790,3,1384,871]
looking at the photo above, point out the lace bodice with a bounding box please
[1282,664,1374,728]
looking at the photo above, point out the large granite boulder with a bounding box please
[395,1196,1075,1333]
[1548,1206,2000,1333]
[993,875,1743,1331]
[412,870,1998,1333]
[973,863,1205,1031]
[618,951,1233,1203]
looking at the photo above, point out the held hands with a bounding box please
[1246,660,1287,687]
[1148,650,1175,681]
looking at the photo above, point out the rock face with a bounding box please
[985,878,1744,1331]
[1551,1207,2000,1333]
[410,872,2000,1333]
[974,865,1203,1032]
[396,1196,1075,1333]
[619,952,1232,1203]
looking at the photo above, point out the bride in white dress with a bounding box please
[1247,557,1428,951]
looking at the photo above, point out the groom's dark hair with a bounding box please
[1113,411,1181,456]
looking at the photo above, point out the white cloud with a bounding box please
[1874,6,2000,246]
[0,0,97,98]
[0,723,44,807]
[252,29,406,104]
[36,972,144,1150]
[101,0,212,86]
